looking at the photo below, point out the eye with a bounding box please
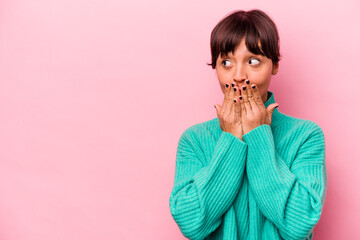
[221,60,231,67]
[249,58,260,65]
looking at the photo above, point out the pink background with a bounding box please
[0,0,359,239]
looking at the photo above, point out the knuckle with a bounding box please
[224,95,232,102]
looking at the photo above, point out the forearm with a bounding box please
[169,131,247,239]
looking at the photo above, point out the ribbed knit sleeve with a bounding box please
[169,129,248,240]
[242,123,327,240]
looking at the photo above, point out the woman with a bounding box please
[169,9,327,240]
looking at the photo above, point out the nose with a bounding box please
[233,65,247,85]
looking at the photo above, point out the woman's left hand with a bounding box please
[239,81,279,135]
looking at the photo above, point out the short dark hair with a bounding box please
[208,9,281,69]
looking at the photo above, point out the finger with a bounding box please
[241,84,252,114]
[229,82,237,110]
[248,83,262,116]
[224,82,237,116]
[221,82,232,115]
[250,83,265,110]
[249,89,260,115]
[238,94,246,119]
[233,85,241,122]
[245,79,253,98]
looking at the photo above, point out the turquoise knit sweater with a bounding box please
[169,91,327,240]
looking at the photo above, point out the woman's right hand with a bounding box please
[214,82,244,140]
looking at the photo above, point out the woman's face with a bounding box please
[215,38,279,103]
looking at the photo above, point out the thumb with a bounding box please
[214,104,221,116]
[266,103,279,119]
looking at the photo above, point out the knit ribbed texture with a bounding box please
[169,91,327,240]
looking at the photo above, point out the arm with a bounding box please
[169,129,248,240]
[243,123,327,240]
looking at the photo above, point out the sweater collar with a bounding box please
[264,91,284,126]
[264,90,275,108]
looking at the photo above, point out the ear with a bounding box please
[272,62,279,75]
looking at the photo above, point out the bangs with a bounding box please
[216,17,265,59]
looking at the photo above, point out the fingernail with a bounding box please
[246,80,250,84]
[231,83,235,87]
[252,85,256,89]
[225,84,229,88]
[242,86,246,90]
[233,99,236,103]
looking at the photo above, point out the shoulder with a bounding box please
[278,113,325,143]
[175,118,219,164]
[178,117,219,144]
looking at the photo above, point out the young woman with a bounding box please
[169,9,327,240]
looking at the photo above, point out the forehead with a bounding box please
[222,38,262,57]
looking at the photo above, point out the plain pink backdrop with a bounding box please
[0,0,359,239]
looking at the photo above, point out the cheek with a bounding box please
[216,68,230,83]
[251,75,271,95]
[216,71,228,94]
